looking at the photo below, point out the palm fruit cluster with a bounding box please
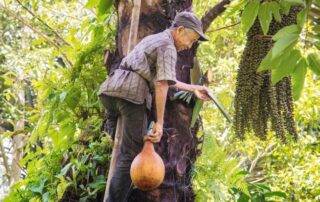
[234,7,302,142]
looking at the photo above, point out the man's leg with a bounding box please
[100,95,118,140]
[107,98,147,202]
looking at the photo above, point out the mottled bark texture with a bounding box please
[101,0,230,201]
[234,7,302,142]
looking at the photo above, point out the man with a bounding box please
[98,11,210,202]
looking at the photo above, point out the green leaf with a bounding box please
[257,39,295,72]
[258,49,291,71]
[57,163,72,177]
[85,0,99,8]
[264,191,287,198]
[88,175,106,190]
[312,25,320,35]
[207,91,232,123]
[307,53,320,75]
[258,51,277,71]
[29,178,47,194]
[241,0,260,33]
[272,25,300,41]
[271,49,301,84]
[279,1,292,15]
[65,86,81,110]
[42,192,50,202]
[57,177,71,200]
[283,0,305,5]
[291,57,308,100]
[59,91,67,102]
[86,0,113,16]
[258,2,273,35]
[97,0,113,16]
[60,123,76,141]
[237,192,250,202]
[224,0,247,17]
[269,2,282,22]
[191,99,203,128]
[56,111,69,123]
[171,91,185,100]
[254,183,272,191]
[93,25,105,42]
[271,34,299,59]
[297,8,307,28]
[186,93,193,104]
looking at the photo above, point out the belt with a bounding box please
[118,65,152,91]
[109,64,131,75]
[119,65,132,71]
[118,65,153,110]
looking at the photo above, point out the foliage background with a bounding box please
[0,0,319,201]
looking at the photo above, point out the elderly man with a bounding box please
[98,11,210,202]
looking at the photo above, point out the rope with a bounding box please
[124,182,134,201]
[172,171,177,202]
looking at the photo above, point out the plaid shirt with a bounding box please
[98,29,177,109]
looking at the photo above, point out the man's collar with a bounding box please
[164,29,174,45]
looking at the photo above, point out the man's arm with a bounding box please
[147,80,168,143]
[173,80,211,101]
[147,44,209,142]
[154,80,169,125]
[173,80,198,92]
[147,45,176,143]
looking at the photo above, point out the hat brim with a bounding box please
[196,30,209,41]
[177,24,209,41]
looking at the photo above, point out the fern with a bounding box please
[193,135,249,201]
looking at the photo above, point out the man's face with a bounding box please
[173,26,200,52]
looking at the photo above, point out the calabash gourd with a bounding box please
[130,122,165,191]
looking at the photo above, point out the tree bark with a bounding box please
[103,0,231,201]
[104,0,142,199]
[0,134,11,184]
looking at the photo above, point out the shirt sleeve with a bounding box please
[154,45,177,85]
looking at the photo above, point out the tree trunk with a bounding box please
[103,0,230,201]
[0,133,11,184]
[11,74,27,184]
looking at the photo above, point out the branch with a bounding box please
[15,0,70,46]
[206,22,240,33]
[78,1,97,17]
[250,177,266,183]
[249,143,276,173]
[0,138,11,183]
[201,0,232,33]
[104,1,141,200]
[42,6,83,22]
[1,6,73,67]
[310,7,320,19]
[127,0,142,54]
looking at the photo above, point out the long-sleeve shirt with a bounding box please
[98,29,177,109]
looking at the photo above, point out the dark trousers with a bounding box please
[99,94,148,202]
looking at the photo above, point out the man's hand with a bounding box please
[172,81,211,101]
[145,122,163,143]
[193,85,211,101]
